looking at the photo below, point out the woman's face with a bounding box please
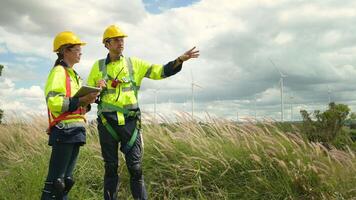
[65,45,82,64]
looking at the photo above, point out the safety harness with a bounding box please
[98,57,140,153]
[46,66,86,134]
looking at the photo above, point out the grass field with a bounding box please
[0,114,355,199]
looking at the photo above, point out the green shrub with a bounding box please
[300,102,350,143]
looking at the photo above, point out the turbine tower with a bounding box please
[0,64,4,124]
[153,89,158,121]
[254,95,257,121]
[270,59,287,122]
[327,85,331,104]
[289,95,294,121]
[191,69,202,120]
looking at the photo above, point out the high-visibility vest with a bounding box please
[45,65,86,134]
[87,56,166,125]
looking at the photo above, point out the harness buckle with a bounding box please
[127,111,137,117]
[122,77,129,83]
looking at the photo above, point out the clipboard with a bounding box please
[73,85,101,98]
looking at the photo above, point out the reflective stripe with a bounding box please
[99,59,106,72]
[61,97,70,112]
[117,113,125,125]
[102,87,133,94]
[106,89,117,94]
[126,57,139,98]
[55,121,85,129]
[98,59,108,80]
[126,57,134,79]
[46,91,64,102]
[144,65,153,78]
[99,102,128,114]
[122,87,132,92]
[99,102,138,113]
[124,103,139,110]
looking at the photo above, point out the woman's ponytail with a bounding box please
[53,52,64,67]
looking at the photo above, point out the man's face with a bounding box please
[106,37,124,55]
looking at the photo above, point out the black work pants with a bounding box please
[98,116,147,200]
[41,142,80,200]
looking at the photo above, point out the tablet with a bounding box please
[73,85,101,98]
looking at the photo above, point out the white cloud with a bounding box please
[14,85,43,99]
[279,3,356,23]
[0,77,45,115]
[0,78,15,96]
[274,32,294,45]
[2,0,356,121]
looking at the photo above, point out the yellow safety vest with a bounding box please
[45,65,85,129]
[87,56,166,125]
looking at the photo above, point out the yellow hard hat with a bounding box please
[53,31,86,52]
[103,25,128,43]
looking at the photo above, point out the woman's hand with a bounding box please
[78,92,99,107]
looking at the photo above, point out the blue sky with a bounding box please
[1,0,356,122]
[143,0,200,13]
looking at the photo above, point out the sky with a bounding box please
[1,0,356,122]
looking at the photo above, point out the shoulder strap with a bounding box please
[125,57,138,98]
[98,59,108,80]
[64,67,71,97]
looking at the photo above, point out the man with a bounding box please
[87,24,199,200]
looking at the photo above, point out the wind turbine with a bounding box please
[327,85,332,104]
[254,95,257,121]
[269,58,287,122]
[191,69,202,120]
[153,89,158,121]
[289,95,294,121]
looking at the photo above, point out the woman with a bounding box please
[41,31,98,199]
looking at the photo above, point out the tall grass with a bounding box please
[0,114,355,199]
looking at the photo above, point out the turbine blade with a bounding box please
[269,58,287,77]
[193,83,203,89]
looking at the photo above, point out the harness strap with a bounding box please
[100,114,139,153]
[100,114,119,141]
[124,127,138,153]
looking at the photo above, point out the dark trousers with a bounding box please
[41,143,80,200]
[98,117,147,200]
